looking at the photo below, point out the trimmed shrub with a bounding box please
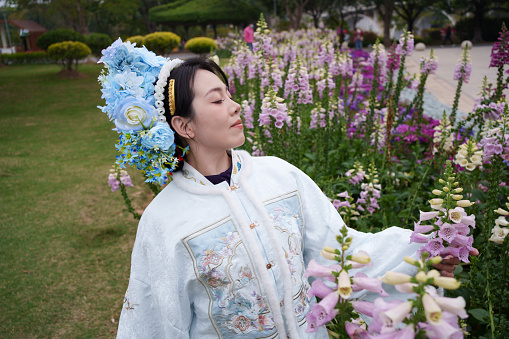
[126,35,144,46]
[0,51,51,65]
[47,41,91,71]
[143,32,180,55]
[185,37,217,55]
[84,33,113,56]
[37,28,85,51]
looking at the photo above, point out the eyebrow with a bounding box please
[205,86,229,97]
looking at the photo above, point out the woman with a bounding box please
[115,57,461,338]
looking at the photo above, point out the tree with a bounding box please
[373,0,395,47]
[438,0,509,43]
[6,0,101,34]
[305,0,336,28]
[149,0,264,37]
[279,0,311,30]
[6,0,156,38]
[393,0,434,34]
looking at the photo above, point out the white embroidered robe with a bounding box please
[117,150,421,338]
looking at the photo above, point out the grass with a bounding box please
[0,64,154,337]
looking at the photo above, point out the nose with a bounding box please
[230,98,241,115]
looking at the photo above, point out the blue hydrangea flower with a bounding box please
[99,38,123,62]
[114,69,145,98]
[141,123,175,151]
[136,46,166,67]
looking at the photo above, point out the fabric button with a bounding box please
[266,263,272,269]
[249,221,258,229]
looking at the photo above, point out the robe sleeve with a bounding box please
[116,216,192,338]
[291,164,421,291]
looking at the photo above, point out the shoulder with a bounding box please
[238,150,299,176]
[238,151,312,189]
[136,181,194,239]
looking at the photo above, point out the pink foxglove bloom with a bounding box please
[395,282,418,294]
[108,173,120,192]
[304,259,341,280]
[352,300,374,317]
[378,301,413,333]
[410,231,430,243]
[119,172,133,187]
[310,291,340,326]
[352,273,389,297]
[489,24,509,68]
[345,321,368,338]
[420,210,440,221]
[308,279,334,299]
[453,47,472,83]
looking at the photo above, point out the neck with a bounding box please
[186,147,231,177]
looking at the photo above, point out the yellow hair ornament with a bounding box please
[168,79,176,116]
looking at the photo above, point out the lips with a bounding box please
[232,119,243,128]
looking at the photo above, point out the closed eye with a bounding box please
[213,99,225,104]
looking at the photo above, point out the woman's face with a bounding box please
[187,69,244,153]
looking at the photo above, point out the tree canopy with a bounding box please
[148,0,264,27]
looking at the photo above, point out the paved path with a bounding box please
[405,44,508,114]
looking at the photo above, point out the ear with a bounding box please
[171,116,195,140]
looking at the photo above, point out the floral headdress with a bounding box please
[98,38,188,186]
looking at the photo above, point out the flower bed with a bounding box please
[105,18,509,337]
[221,18,509,337]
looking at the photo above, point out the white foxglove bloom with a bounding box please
[433,296,468,319]
[423,293,442,324]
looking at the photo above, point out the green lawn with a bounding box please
[0,64,152,338]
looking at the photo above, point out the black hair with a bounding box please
[160,57,229,172]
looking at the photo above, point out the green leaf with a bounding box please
[468,308,490,323]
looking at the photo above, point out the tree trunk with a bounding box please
[76,0,88,35]
[472,2,485,43]
[407,17,414,33]
[312,12,319,28]
[382,0,395,47]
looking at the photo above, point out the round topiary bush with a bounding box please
[47,41,91,71]
[126,35,145,46]
[37,28,85,51]
[143,32,180,55]
[84,33,112,56]
[185,37,218,55]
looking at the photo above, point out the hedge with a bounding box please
[126,35,144,46]
[184,37,217,55]
[37,28,85,51]
[0,51,51,65]
[143,32,180,55]
[84,33,113,56]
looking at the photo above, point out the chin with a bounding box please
[233,135,246,149]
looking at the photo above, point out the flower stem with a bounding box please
[119,179,141,220]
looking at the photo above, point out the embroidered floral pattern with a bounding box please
[184,222,277,337]
[265,194,311,321]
